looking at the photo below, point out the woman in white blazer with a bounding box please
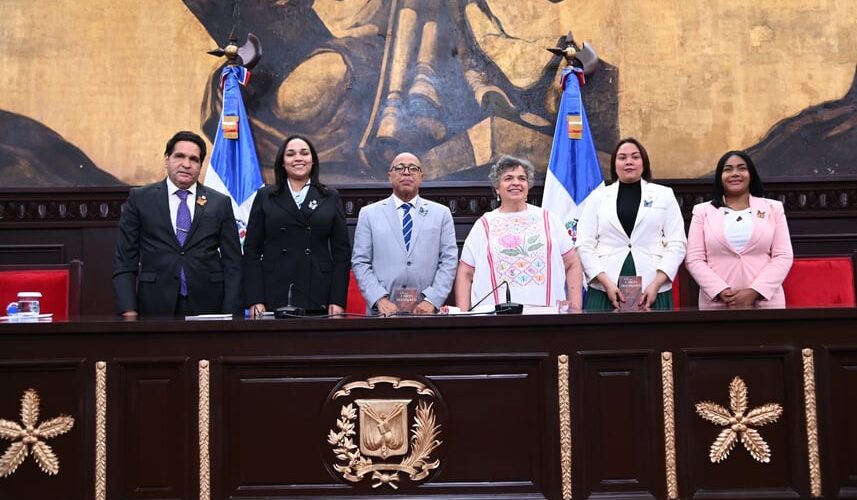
[577,138,687,311]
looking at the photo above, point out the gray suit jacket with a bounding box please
[351,195,458,312]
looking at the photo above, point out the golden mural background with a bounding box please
[1,0,855,186]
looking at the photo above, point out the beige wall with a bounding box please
[1,0,855,183]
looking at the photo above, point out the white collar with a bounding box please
[165,177,197,197]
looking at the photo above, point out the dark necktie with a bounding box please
[175,190,191,296]
[402,203,413,251]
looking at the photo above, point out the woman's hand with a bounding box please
[595,272,623,310]
[638,270,671,310]
[328,304,345,317]
[729,289,760,308]
[250,303,266,318]
[716,288,736,304]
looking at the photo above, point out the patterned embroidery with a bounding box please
[489,213,548,287]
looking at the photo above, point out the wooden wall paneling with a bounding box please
[678,347,806,499]
[819,347,857,498]
[0,359,90,500]
[0,243,67,265]
[215,354,551,499]
[112,357,192,500]
[573,350,663,500]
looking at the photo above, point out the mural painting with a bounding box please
[1,0,855,187]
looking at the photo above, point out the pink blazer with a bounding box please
[685,196,793,309]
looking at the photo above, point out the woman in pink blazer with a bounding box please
[686,151,793,309]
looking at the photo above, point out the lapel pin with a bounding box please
[309,200,318,210]
[196,195,207,207]
[643,199,653,208]
[756,210,765,219]
[418,205,428,216]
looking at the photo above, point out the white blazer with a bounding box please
[577,180,687,292]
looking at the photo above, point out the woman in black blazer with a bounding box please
[243,135,350,315]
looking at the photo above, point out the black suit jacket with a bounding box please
[242,184,350,311]
[112,180,243,316]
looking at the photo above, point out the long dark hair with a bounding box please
[271,135,327,196]
[609,137,652,183]
[710,150,764,208]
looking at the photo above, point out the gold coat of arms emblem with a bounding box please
[326,376,442,489]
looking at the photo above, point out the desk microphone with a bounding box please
[468,281,523,315]
[274,283,306,318]
[494,281,523,315]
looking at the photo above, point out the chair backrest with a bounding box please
[0,260,83,320]
[345,269,367,315]
[782,253,856,307]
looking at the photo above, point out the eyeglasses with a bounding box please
[389,163,422,174]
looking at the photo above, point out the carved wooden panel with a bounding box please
[821,347,857,498]
[574,350,662,500]
[113,358,191,500]
[0,244,66,265]
[678,347,806,499]
[0,359,88,500]
[215,354,549,499]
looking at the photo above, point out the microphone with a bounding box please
[494,281,523,315]
[467,281,523,315]
[274,283,306,318]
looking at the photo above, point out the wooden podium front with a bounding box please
[0,309,855,499]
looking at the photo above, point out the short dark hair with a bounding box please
[710,150,765,208]
[164,131,207,163]
[609,137,651,183]
[271,135,327,196]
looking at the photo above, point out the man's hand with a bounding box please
[375,297,399,317]
[328,304,345,317]
[121,310,138,320]
[412,300,436,315]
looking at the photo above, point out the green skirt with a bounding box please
[584,253,674,312]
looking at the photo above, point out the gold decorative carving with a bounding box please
[328,377,441,489]
[95,361,107,500]
[802,348,822,497]
[0,388,75,477]
[696,376,782,463]
[557,354,572,500]
[199,360,211,500]
[333,376,435,399]
[661,352,678,499]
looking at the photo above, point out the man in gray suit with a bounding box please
[352,152,458,315]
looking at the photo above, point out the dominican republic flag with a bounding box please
[204,65,264,245]
[542,65,603,244]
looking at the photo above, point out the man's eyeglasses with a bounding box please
[389,163,422,174]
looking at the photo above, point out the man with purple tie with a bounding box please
[113,131,243,318]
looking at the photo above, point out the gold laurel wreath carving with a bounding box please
[557,354,572,500]
[328,401,441,489]
[0,388,75,477]
[696,376,782,463]
[199,360,211,500]
[95,361,107,500]
[802,349,822,497]
[661,352,678,499]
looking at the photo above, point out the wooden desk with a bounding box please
[1,309,855,499]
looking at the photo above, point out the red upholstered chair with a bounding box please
[0,260,83,320]
[782,253,857,307]
[345,269,367,315]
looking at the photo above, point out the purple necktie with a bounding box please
[175,190,191,296]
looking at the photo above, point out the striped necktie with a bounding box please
[402,202,413,251]
[175,190,191,296]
